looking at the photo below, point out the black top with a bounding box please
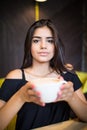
[0,70,82,130]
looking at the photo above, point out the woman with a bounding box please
[0,19,87,130]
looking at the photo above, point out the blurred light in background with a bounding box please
[35,0,47,2]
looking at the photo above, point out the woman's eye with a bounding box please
[32,39,39,43]
[47,39,54,43]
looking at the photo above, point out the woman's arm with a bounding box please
[57,81,87,122]
[0,91,24,130]
[68,88,87,122]
[0,70,44,130]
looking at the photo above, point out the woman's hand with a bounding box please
[17,82,45,107]
[55,81,74,103]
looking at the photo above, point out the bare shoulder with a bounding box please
[6,69,22,79]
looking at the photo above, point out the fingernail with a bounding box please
[42,103,45,106]
[37,91,41,96]
[32,85,35,89]
[61,85,64,90]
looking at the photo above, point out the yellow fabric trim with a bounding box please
[83,80,87,93]
[76,71,87,84]
[4,115,17,130]
[0,78,5,87]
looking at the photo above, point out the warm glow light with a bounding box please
[35,2,39,21]
[35,0,47,2]
[35,0,47,21]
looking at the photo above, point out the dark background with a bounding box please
[0,0,87,78]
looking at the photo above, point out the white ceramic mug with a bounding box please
[31,78,67,103]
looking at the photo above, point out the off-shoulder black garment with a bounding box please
[0,70,82,130]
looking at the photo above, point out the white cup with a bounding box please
[31,78,67,103]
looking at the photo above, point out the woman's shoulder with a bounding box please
[6,69,22,79]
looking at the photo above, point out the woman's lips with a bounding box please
[38,52,49,56]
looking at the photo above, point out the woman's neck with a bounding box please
[28,64,53,77]
[24,62,60,80]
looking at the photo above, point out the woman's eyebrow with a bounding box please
[46,37,54,39]
[32,36,41,39]
[32,36,54,39]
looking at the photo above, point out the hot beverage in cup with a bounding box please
[31,78,67,103]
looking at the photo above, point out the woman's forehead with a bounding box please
[33,26,53,37]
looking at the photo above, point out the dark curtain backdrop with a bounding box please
[40,0,83,70]
[0,0,83,77]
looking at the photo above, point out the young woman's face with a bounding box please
[31,26,55,64]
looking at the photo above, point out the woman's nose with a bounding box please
[40,40,47,49]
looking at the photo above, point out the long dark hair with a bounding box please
[21,19,67,73]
